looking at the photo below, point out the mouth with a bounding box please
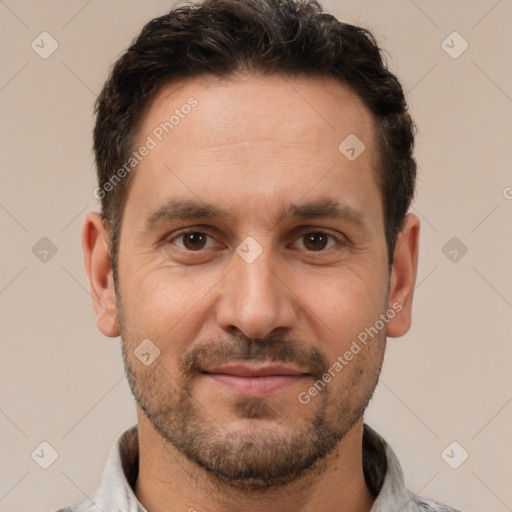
[202,362,311,397]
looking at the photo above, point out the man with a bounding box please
[58,0,461,510]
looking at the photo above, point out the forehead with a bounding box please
[127,73,381,224]
[137,73,376,158]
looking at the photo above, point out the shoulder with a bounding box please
[54,500,97,512]
[414,494,463,512]
[54,493,107,512]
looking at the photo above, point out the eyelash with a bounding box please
[165,228,344,252]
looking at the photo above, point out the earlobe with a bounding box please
[82,212,121,337]
[386,214,420,338]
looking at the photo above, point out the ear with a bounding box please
[82,212,121,337]
[386,213,420,338]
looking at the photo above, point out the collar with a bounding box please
[61,423,459,512]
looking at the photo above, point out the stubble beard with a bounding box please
[118,299,385,491]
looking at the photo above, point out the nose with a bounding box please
[215,245,298,339]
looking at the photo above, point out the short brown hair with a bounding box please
[93,0,416,278]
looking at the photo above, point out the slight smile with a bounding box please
[202,363,311,397]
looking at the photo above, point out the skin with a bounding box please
[83,74,419,512]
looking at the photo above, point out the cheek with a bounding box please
[298,266,388,351]
[118,265,223,352]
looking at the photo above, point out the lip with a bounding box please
[202,363,310,397]
[204,362,307,377]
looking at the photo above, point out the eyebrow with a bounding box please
[143,198,368,233]
[286,199,366,227]
[144,200,234,228]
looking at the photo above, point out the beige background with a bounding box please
[1,1,511,511]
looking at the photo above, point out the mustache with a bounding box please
[180,334,329,379]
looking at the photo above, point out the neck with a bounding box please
[134,411,375,512]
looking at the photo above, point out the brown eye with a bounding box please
[179,232,209,250]
[294,231,340,252]
[302,232,331,251]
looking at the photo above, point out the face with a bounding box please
[115,74,392,489]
